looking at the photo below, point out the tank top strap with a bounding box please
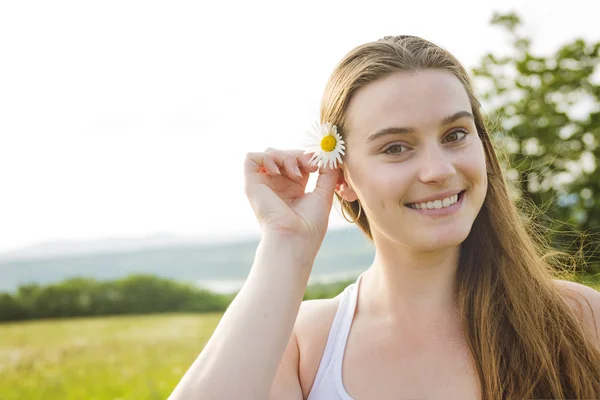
[307,272,365,400]
[331,272,364,390]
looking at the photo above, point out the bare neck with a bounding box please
[360,234,461,330]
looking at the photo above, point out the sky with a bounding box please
[1,0,599,254]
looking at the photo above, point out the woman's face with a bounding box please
[340,69,488,251]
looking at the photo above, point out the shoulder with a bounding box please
[296,297,341,328]
[553,279,600,346]
[294,296,342,396]
[295,297,341,343]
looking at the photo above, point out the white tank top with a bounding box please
[306,272,365,400]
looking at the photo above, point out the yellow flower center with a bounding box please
[320,135,337,152]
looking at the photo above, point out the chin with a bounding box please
[412,239,463,253]
[410,225,472,251]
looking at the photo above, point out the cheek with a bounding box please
[463,138,488,186]
[352,164,411,207]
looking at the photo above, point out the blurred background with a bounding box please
[1,0,599,398]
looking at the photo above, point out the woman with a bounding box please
[170,36,600,399]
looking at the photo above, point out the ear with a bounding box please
[335,167,358,202]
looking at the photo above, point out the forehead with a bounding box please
[345,69,472,137]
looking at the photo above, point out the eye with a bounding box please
[444,128,469,143]
[383,143,409,155]
[382,129,469,155]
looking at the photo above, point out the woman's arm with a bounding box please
[168,236,313,400]
[169,148,338,399]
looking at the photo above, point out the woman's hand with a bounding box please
[244,148,339,250]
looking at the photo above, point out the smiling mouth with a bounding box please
[404,190,466,209]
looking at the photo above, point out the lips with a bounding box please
[405,190,466,208]
[405,189,465,206]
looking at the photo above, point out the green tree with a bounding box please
[472,12,600,273]
[0,293,27,321]
[0,275,233,322]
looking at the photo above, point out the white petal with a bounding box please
[306,131,319,141]
[303,120,346,169]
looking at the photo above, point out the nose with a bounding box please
[417,141,457,184]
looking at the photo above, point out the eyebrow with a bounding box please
[365,110,475,143]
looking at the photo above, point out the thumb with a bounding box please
[312,167,339,203]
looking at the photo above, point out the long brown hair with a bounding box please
[321,35,600,399]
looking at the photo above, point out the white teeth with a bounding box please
[410,193,460,210]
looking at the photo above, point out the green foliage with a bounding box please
[303,279,355,300]
[0,274,358,322]
[0,275,232,322]
[472,12,600,274]
[0,293,27,321]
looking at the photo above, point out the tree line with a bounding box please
[0,274,353,323]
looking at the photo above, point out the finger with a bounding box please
[282,154,303,180]
[312,166,340,203]
[263,154,281,175]
[245,152,281,176]
[298,152,319,173]
[253,148,312,178]
[264,148,289,167]
[265,149,303,180]
[244,152,262,174]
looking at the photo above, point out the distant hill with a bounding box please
[0,231,253,262]
[0,227,374,293]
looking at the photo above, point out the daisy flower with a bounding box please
[304,121,346,169]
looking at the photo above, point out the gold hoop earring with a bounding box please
[341,199,362,224]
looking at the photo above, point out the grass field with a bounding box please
[0,313,222,400]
